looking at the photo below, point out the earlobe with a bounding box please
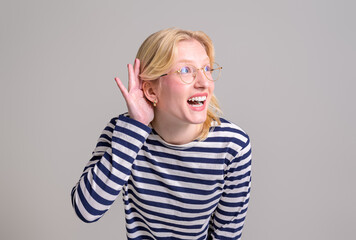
[142,81,158,104]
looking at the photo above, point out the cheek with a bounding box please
[207,83,215,103]
[160,80,187,98]
[208,82,215,95]
[210,82,215,92]
[158,80,185,106]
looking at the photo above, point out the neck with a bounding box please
[151,117,203,145]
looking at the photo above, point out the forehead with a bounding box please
[174,39,209,64]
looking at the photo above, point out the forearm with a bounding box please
[71,114,151,222]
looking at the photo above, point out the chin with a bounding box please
[188,112,208,125]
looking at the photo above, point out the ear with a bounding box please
[142,80,158,103]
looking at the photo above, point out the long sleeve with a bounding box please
[209,136,252,239]
[71,114,151,223]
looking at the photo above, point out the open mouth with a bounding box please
[187,96,207,107]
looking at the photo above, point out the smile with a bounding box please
[187,95,207,107]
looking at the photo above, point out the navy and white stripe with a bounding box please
[71,114,252,239]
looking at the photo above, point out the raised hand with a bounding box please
[115,59,154,126]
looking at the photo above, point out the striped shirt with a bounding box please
[71,114,252,240]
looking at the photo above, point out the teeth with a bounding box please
[188,96,207,102]
[191,102,203,106]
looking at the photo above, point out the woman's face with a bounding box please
[155,39,215,126]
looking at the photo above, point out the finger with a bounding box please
[133,58,142,89]
[127,63,137,92]
[114,77,129,99]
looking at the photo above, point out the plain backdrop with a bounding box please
[1,0,355,239]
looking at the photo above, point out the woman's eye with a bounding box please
[180,66,192,74]
[204,65,211,72]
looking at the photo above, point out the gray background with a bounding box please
[1,0,355,239]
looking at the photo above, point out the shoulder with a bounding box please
[210,117,250,150]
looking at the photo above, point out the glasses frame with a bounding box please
[160,62,222,84]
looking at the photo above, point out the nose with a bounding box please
[194,69,210,88]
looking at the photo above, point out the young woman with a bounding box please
[71,28,252,240]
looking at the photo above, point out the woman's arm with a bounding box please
[71,58,154,223]
[209,137,252,239]
[71,114,151,223]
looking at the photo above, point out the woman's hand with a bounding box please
[115,59,154,126]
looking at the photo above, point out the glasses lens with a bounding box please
[179,65,195,84]
[178,63,222,83]
[206,63,221,81]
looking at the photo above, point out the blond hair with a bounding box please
[136,28,222,140]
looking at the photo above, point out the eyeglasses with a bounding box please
[160,62,222,84]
